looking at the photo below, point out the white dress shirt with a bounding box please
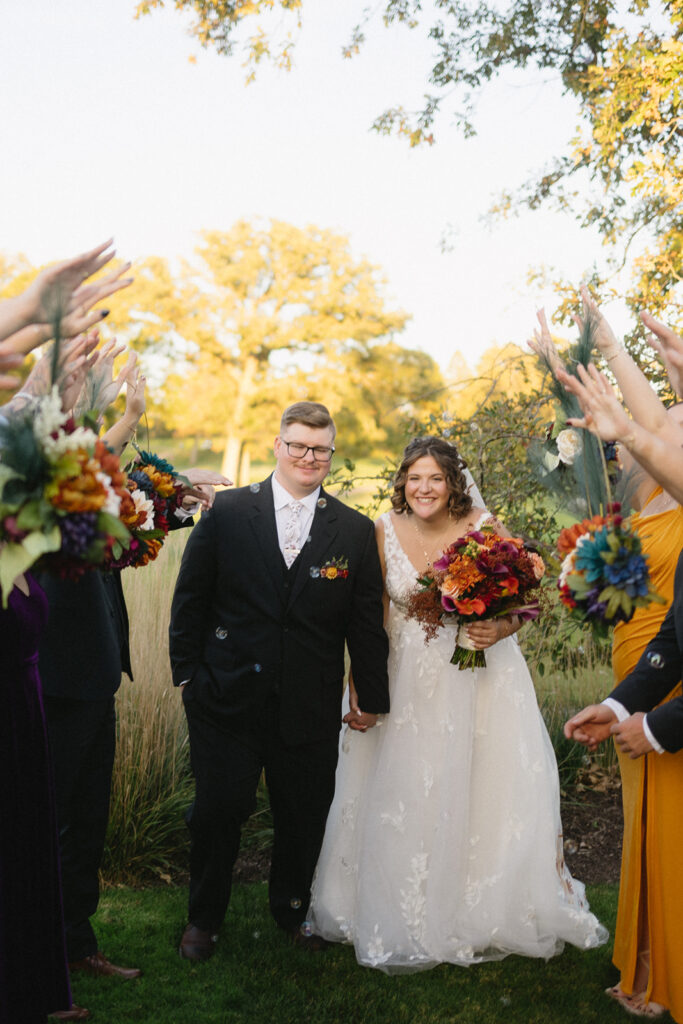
[602,698,665,754]
[272,474,320,562]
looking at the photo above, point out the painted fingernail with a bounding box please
[100,309,110,318]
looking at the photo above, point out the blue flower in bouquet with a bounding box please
[135,449,176,477]
[604,550,650,598]
[574,528,611,582]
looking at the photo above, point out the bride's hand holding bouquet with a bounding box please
[408,525,546,669]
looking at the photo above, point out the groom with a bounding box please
[170,401,389,959]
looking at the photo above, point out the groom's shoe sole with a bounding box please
[179,923,218,962]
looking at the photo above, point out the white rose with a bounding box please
[130,488,156,530]
[556,428,583,465]
[558,549,577,587]
[96,472,122,517]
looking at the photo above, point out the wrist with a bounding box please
[603,345,625,364]
[120,414,141,433]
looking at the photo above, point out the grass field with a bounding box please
[72,884,623,1024]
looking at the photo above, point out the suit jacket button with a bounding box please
[254,663,262,673]
[215,627,228,639]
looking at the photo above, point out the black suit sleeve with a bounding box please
[169,507,218,687]
[609,600,683,752]
[345,519,390,715]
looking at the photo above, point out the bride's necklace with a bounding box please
[411,515,454,568]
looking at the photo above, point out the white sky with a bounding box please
[0,0,631,372]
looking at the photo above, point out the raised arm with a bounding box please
[561,362,683,506]
[0,240,132,347]
[102,360,147,455]
[641,310,683,400]
[579,287,679,443]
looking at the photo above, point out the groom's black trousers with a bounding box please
[182,690,339,934]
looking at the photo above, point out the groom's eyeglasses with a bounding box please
[281,440,335,462]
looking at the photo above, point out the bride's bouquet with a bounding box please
[0,387,131,603]
[407,525,546,670]
[557,504,664,639]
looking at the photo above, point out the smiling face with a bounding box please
[404,455,451,523]
[273,421,335,498]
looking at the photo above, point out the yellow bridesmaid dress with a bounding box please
[611,491,683,1019]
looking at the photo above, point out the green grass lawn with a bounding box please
[70,884,626,1024]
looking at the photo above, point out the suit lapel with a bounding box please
[288,488,339,608]
[247,475,287,600]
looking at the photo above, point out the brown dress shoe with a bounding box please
[69,950,142,979]
[49,1005,91,1021]
[179,923,218,962]
[290,928,331,952]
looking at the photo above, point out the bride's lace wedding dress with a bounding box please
[309,513,607,972]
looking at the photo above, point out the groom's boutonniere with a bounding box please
[320,556,349,580]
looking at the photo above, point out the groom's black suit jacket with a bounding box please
[169,476,389,744]
[610,550,683,752]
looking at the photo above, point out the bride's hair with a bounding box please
[391,436,474,518]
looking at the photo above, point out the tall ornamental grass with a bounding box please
[103,532,193,883]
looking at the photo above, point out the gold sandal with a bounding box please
[605,986,665,1018]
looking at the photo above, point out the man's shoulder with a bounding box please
[324,492,373,529]
[211,479,271,512]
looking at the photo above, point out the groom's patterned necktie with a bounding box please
[283,500,304,568]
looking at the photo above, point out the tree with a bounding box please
[123,219,411,479]
[137,1,683,326]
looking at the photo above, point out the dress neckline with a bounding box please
[383,510,490,578]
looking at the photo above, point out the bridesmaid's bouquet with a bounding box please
[0,387,131,603]
[407,525,546,670]
[556,504,664,639]
[107,448,185,569]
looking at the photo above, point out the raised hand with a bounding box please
[123,361,147,425]
[528,308,564,375]
[177,468,232,510]
[577,285,622,359]
[641,311,683,398]
[560,363,633,441]
[0,240,133,350]
[79,339,131,416]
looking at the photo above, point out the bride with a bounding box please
[308,436,607,972]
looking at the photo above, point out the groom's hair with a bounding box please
[280,402,336,440]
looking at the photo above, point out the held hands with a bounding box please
[343,677,379,732]
[611,712,654,759]
[564,704,617,751]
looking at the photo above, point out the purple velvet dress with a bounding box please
[0,575,71,1022]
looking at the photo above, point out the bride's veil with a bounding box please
[464,467,488,513]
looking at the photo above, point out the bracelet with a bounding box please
[605,347,625,364]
